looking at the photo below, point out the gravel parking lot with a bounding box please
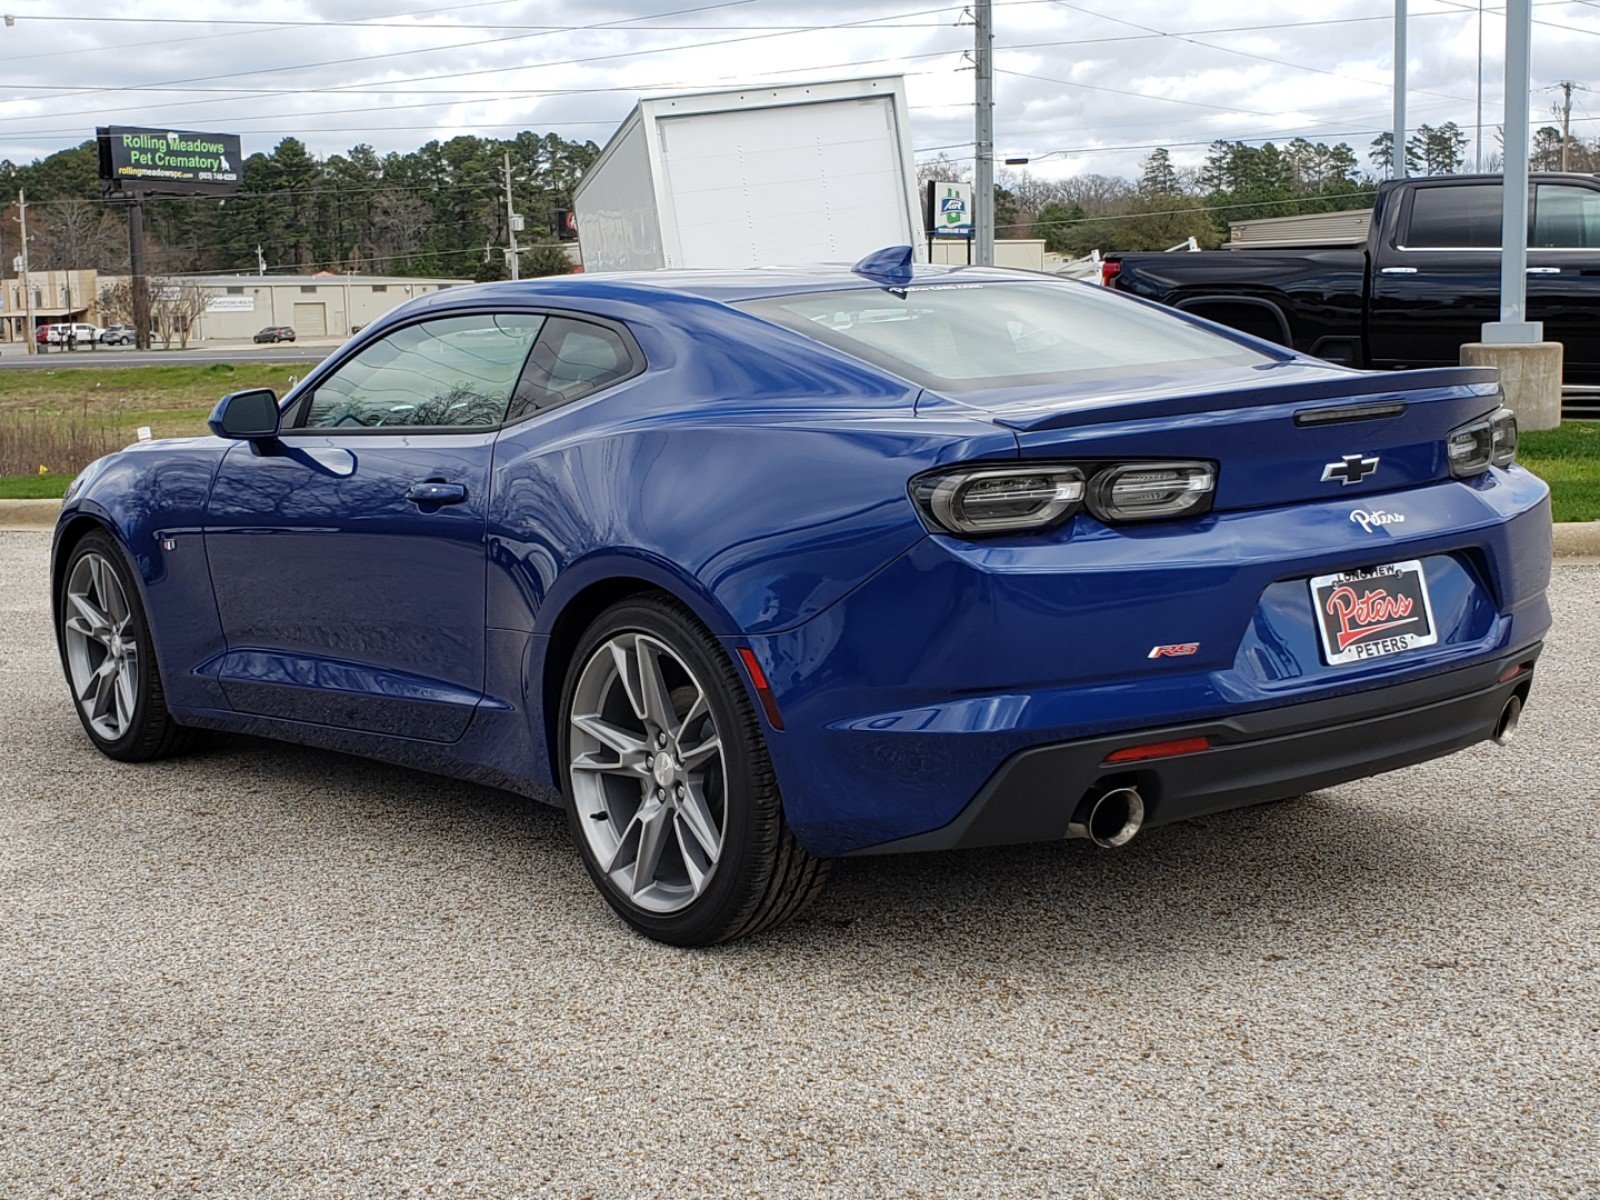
[1,530,1596,1198]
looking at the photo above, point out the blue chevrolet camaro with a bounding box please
[52,252,1551,944]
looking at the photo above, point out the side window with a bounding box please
[1533,184,1600,248]
[506,317,636,422]
[1404,184,1502,248]
[299,313,543,430]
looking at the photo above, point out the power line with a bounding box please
[993,67,1285,117]
[1042,0,1475,104]
[0,0,796,109]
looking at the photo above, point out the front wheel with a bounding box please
[560,597,827,946]
[56,531,192,762]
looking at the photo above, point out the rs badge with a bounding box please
[1148,642,1200,659]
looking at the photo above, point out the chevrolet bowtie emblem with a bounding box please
[1321,453,1380,485]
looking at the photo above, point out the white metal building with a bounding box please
[172,273,467,341]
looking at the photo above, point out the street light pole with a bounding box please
[1489,0,1536,341]
[1463,0,1559,433]
[1393,0,1407,179]
[973,0,995,266]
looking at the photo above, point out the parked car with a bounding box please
[34,324,51,345]
[99,325,136,346]
[1104,172,1600,383]
[46,322,104,348]
[50,258,1551,944]
[253,326,296,344]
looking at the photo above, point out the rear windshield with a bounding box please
[737,279,1272,390]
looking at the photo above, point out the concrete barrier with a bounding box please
[1461,341,1564,431]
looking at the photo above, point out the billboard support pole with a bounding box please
[128,196,151,352]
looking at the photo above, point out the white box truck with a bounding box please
[572,76,924,272]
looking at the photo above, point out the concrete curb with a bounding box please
[0,499,62,529]
[1,497,1597,556]
[1552,521,1600,558]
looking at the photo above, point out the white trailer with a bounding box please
[573,76,924,273]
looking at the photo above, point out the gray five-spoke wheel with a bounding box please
[568,632,727,914]
[62,551,139,743]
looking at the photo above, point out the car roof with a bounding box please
[422,262,1058,308]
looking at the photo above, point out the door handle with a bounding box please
[1525,266,1561,274]
[406,481,467,505]
[1380,266,1418,274]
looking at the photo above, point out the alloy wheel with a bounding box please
[62,552,140,742]
[568,632,727,914]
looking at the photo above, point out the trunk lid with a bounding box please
[923,362,1502,511]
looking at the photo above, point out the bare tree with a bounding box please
[32,198,121,272]
[373,190,432,266]
[148,278,211,350]
[97,278,134,328]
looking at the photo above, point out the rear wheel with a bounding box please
[560,597,827,946]
[56,531,192,762]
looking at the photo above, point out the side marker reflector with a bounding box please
[1103,736,1210,765]
[737,647,785,731]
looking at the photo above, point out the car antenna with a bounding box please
[851,245,915,293]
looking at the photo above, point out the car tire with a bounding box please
[559,596,828,946]
[55,530,193,763]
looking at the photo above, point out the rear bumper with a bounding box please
[849,642,1540,855]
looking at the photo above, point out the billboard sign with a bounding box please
[98,127,242,195]
[926,180,973,240]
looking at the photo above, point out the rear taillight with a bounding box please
[913,465,1086,535]
[1100,260,1121,287]
[1087,461,1215,523]
[1447,407,1518,478]
[911,459,1215,537]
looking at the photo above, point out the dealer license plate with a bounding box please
[1309,559,1439,666]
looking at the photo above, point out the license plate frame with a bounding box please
[1309,559,1439,667]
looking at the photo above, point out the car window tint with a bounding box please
[301,313,544,430]
[1405,184,1502,248]
[506,317,635,420]
[1533,184,1600,248]
[738,280,1269,391]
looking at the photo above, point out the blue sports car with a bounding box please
[52,251,1551,945]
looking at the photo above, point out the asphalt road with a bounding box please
[0,343,333,370]
[1,530,1596,1199]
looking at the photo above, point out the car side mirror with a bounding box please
[208,389,281,440]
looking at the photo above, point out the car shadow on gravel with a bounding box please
[167,730,1471,968]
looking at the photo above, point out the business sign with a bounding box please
[926,180,973,240]
[206,295,255,313]
[97,126,242,195]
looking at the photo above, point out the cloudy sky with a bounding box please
[1,0,1596,180]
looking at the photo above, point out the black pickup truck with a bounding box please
[1104,173,1600,385]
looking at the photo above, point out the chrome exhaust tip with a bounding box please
[1493,694,1523,745]
[1069,786,1146,848]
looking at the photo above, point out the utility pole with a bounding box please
[255,244,267,275]
[16,189,35,356]
[503,151,521,281]
[1393,0,1408,180]
[1557,80,1575,171]
[973,0,995,265]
